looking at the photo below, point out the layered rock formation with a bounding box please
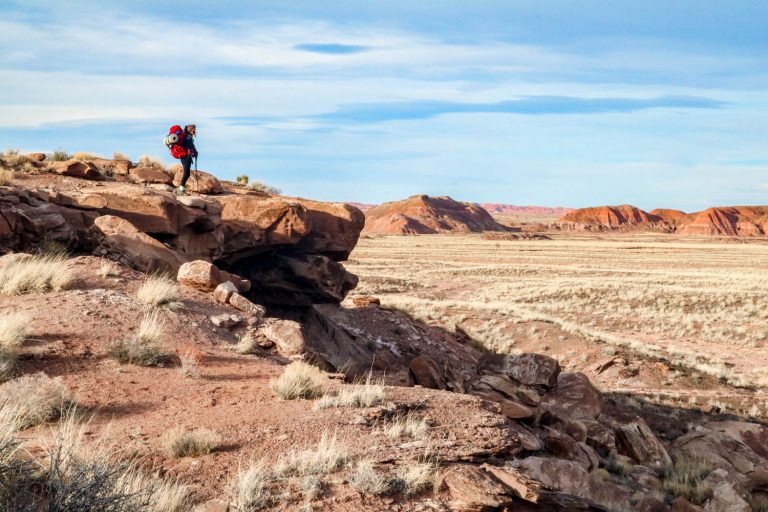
[557,205,768,236]
[0,156,364,305]
[363,195,508,234]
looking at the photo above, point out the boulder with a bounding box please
[480,464,543,503]
[229,293,266,320]
[213,281,238,304]
[172,169,222,194]
[474,374,541,406]
[352,296,380,308]
[616,418,672,468]
[497,400,536,420]
[25,152,46,162]
[634,496,669,512]
[259,319,305,355]
[52,160,104,180]
[129,166,173,185]
[542,372,603,420]
[409,355,447,390]
[92,215,185,274]
[443,465,512,510]
[670,498,706,511]
[177,260,225,292]
[544,427,600,470]
[477,353,561,388]
[702,469,751,512]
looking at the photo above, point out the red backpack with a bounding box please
[163,125,188,159]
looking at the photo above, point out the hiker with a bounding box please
[163,124,198,195]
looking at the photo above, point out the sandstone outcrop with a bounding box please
[363,195,508,234]
[558,205,670,232]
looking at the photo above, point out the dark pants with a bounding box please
[180,155,193,187]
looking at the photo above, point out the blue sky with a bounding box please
[1,1,766,210]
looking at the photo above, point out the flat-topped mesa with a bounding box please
[0,158,365,306]
[363,194,508,234]
[557,205,672,232]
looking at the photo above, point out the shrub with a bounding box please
[112,152,130,161]
[0,169,14,186]
[51,148,70,161]
[382,413,429,440]
[136,275,182,310]
[662,454,712,504]
[233,460,274,511]
[349,460,390,495]
[270,361,327,400]
[161,427,221,458]
[109,311,168,366]
[233,333,260,355]
[247,180,280,195]
[177,348,201,378]
[0,150,36,174]
[0,312,30,382]
[137,155,165,170]
[300,475,323,500]
[71,151,100,162]
[315,378,385,409]
[0,372,72,429]
[392,461,436,496]
[274,432,347,477]
[168,163,182,173]
[0,252,73,295]
[98,259,120,278]
[236,175,249,186]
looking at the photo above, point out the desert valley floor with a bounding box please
[346,233,768,420]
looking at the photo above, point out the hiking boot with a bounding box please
[176,186,188,196]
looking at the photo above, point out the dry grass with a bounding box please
[0,169,14,185]
[0,372,72,429]
[138,155,165,170]
[109,311,168,366]
[247,180,280,195]
[71,151,100,162]
[349,459,391,495]
[136,275,183,310]
[177,349,201,378]
[0,149,37,174]
[113,151,130,161]
[236,175,249,186]
[393,461,437,496]
[346,234,768,388]
[0,252,74,295]
[661,454,712,504]
[270,361,327,400]
[0,312,31,379]
[161,427,222,457]
[233,460,274,511]
[98,258,120,278]
[274,432,347,477]
[234,333,260,354]
[51,148,70,161]
[314,377,385,409]
[382,413,430,440]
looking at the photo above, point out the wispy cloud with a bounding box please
[294,43,370,54]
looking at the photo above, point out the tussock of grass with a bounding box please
[349,460,390,495]
[0,169,14,186]
[161,427,221,458]
[51,148,70,161]
[0,149,37,174]
[382,413,429,440]
[300,475,323,500]
[315,378,385,409]
[236,175,249,186]
[112,152,130,161]
[136,275,182,310]
[177,349,201,378]
[270,361,327,400]
[662,454,712,505]
[71,151,100,162]
[0,372,72,429]
[0,252,73,295]
[234,333,260,355]
[137,155,165,170]
[233,460,274,511]
[274,432,347,477]
[392,461,437,496]
[109,311,168,366]
[0,312,31,379]
[98,259,120,278]
[247,180,280,195]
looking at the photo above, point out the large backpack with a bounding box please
[163,125,188,159]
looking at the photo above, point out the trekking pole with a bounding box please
[194,156,199,190]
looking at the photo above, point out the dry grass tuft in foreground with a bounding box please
[137,155,165,170]
[161,427,222,458]
[0,169,14,186]
[233,460,274,511]
[315,377,385,409]
[349,459,391,495]
[0,372,72,429]
[136,275,183,310]
[109,311,169,366]
[662,454,713,504]
[382,413,430,440]
[392,461,438,496]
[0,311,31,381]
[274,432,347,477]
[270,361,327,400]
[0,252,73,295]
[97,258,120,278]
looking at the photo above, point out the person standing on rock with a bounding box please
[164,124,198,195]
